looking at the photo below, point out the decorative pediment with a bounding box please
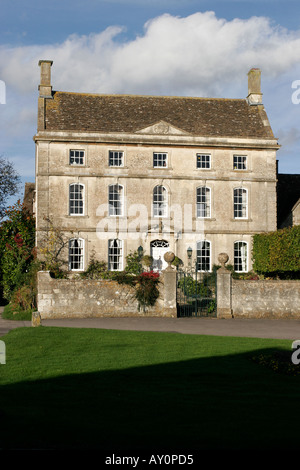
[135,120,190,136]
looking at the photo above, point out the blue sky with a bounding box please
[0,0,300,205]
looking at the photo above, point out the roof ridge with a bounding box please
[52,90,246,102]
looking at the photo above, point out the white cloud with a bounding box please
[1,12,300,97]
[0,11,300,178]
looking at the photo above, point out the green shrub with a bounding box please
[80,258,107,279]
[2,303,32,321]
[171,256,183,269]
[178,275,211,297]
[135,271,160,310]
[124,250,143,275]
[0,201,36,301]
[252,226,300,277]
[142,255,153,269]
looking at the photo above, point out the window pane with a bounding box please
[234,242,247,272]
[234,188,247,218]
[109,151,124,167]
[108,239,123,271]
[153,185,167,217]
[197,154,211,169]
[109,185,123,216]
[69,239,84,270]
[233,155,247,170]
[197,187,211,218]
[196,241,211,271]
[69,184,84,215]
[70,150,84,165]
[153,153,167,168]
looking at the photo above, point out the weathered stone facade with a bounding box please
[34,61,279,279]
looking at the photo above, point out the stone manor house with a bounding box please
[34,60,279,274]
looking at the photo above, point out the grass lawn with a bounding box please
[0,326,299,452]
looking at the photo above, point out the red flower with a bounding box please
[140,270,160,279]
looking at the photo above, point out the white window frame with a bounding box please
[108,184,124,216]
[153,185,168,218]
[196,240,211,272]
[108,239,123,271]
[69,238,84,271]
[109,150,124,167]
[233,155,247,171]
[196,154,211,169]
[234,188,248,219]
[196,186,211,218]
[69,183,84,216]
[234,241,248,272]
[69,149,85,166]
[153,152,168,168]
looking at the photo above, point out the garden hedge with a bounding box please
[252,225,300,276]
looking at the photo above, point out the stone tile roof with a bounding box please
[44,91,275,139]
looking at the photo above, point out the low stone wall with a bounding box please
[231,279,300,318]
[38,263,300,320]
[216,251,300,319]
[37,270,177,319]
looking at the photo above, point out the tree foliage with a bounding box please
[0,156,20,221]
[0,201,37,303]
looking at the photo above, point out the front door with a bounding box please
[150,240,169,272]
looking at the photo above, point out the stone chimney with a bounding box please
[247,68,262,105]
[38,60,53,98]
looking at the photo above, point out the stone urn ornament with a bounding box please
[164,251,175,270]
[218,253,229,269]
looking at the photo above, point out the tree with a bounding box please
[0,156,20,221]
[0,201,36,302]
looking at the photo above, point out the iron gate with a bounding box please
[177,267,217,317]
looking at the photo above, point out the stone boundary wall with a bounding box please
[217,263,300,319]
[37,264,300,320]
[231,279,300,318]
[37,269,177,319]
